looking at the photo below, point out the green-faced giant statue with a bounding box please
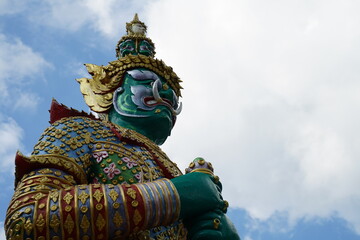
[5,14,240,240]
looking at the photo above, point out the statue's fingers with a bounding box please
[222,200,229,213]
[186,212,223,240]
[210,175,223,193]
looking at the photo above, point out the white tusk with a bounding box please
[174,102,182,115]
[152,79,162,102]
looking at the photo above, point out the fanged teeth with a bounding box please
[146,100,157,105]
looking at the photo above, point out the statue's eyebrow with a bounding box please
[127,69,160,81]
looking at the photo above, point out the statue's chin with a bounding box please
[108,107,174,145]
[131,112,173,145]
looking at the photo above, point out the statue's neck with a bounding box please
[107,108,171,145]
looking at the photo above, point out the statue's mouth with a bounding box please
[114,69,182,118]
[143,96,173,109]
[147,78,182,115]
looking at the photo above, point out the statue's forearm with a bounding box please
[5,168,180,240]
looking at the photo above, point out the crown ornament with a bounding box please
[116,14,156,58]
[126,13,147,36]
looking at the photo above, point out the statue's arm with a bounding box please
[5,166,181,239]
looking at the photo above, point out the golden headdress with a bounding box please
[77,14,182,113]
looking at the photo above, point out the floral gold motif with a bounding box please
[36,213,45,232]
[64,214,75,234]
[133,209,142,226]
[93,189,104,202]
[126,188,137,200]
[96,214,106,231]
[50,191,59,202]
[33,193,45,201]
[109,189,119,202]
[63,192,74,205]
[24,218,33,235]
[78,191,90,204]
[113,211,123,228]
[80,215,90,233]
[50,214,60,232]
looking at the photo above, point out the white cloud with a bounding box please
[243,236,253,240]
[0,223,5,240]
[0,116,23,173]
[27,0,156,39]
[0,34,50,108]
[14,91,40,111]
[2,0,360,236]
[148,0,360,234]
[0,0,27,15]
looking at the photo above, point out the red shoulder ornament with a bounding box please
[49,98,98,124]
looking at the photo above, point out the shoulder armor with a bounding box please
[14,151,87,187]
[49,99,98,124]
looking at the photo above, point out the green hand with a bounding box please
[171,172,225,220]
[186,210,241,240]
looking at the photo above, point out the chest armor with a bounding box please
[90,141,166,185]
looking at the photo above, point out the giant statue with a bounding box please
[5,15,240,240]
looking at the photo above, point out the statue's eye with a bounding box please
[140,79,153,86]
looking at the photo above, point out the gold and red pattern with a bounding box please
[59,188,77,239]
[90,184,108,239]
[7,172,74,217]
[121,184,146,233]
[34,192,48,239]
[15,152,88,186]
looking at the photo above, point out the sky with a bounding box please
[0,0,360,239]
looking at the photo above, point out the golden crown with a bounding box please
[77,14,182,113]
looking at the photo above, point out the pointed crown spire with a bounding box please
[126,13,147,37]
[116,14,155,58]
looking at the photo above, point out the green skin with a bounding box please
[108,66,240,239]
[108,69,175,145]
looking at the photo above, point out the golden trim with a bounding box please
[102,184,109,240]
[164,179,181,222]
[119,185,130,236]
[59,189,65,240]
[156,180,171,225]
[89,185,95,240]
[7,192,50,217]
[134,184,150,229]
[75,186,80,240]
[46,190,51,240]
[190,168,214,175]
[146,182,162,227]
[19,154,87,184]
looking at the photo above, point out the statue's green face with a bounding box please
[118,39,154,57]
[109,69,182,145]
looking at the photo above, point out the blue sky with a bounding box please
[1,0,360,239]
